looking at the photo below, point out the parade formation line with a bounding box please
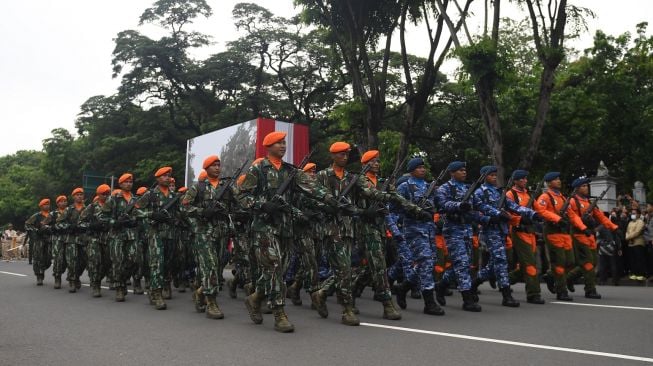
[360,322,653,363]
[550,301,653,311]
[0,270,28,277]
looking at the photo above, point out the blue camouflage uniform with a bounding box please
[385,212,417,284]
[436,178,483,291]
[473,182,537,289]
[395,177,437,291]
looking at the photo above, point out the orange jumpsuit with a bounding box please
[507,187,542,299]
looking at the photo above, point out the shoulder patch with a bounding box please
[539,199,547,206]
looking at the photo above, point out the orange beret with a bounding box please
[361,150,380,164]
[262,131,287,147]
[155,166,172,177]
[177,186,187,193]
[56,195,67,203]
[329,142,351,153]
[303,163,316,172]
[237,174,246,187]
[72,187,84,196]
[118,173,133,184]
[96,184,111,195]
[39,198,50,207]
[203,155,220,169]
[136,187,148,195]
[112,189,121,196]
[198,170,208,181]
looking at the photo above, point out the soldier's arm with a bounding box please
[24,214,38,232]
[566,200,587,231]
[135,191,154,218]
[55,208,71,230]
[237,166,261,210]
[181,184,202,217]
[593,208,618,231]
[436,184,462,213]
[294,169,333,202]
[505,196,536,218]
[534,194,562,223]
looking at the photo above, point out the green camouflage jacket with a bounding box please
[55,204,85,244]
[100,191,140,241]
[181,178,240,237]
[135,186,177,240]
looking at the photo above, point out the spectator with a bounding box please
[3,224,17,240]
[596,221,621,286]
[645,203,653,277]
[625,208,647,281]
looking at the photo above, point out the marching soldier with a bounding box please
[566,177,619,299]
[534,172,583,301]
[80,184,111,297]
[51,196,69,289]
[238,132,337,332]
[56,188,87,293]
[25,198,53,286]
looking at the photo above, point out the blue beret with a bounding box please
[447,161,466,172]
[511,169,529,180]
[543,171,560,182]
[571,177,591,188]
[480,165,497,175]
[395,175,410,188]
[406,158,425,173]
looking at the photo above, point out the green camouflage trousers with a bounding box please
[32,237,52,277]
[147,233,171,290]
[360,231,392,301]
[87,235,110,285]
[65,243,86,282]
[233,231,253,285]
[192,232,220,295]
[252,230,292,307]
[51,236,67,277]
[292,234,320,293]
[110,237,140,287]
[321,234,354,306]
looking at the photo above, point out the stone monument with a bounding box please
[633,181,647,206]
[590,161,617,212]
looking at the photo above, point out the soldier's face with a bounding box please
[57,201,67,209]
[157,173,171,187]
[206,161,221,178]
[120,179,133,192]
[333,151,349,167]
[515,177,527,189]
[73,192,84,204]
[452,168,466,181]
[41,204,50,211]
[486,172,497,186]
[305,168,316,177]
[549,178,561,189]
[268,140,286,159]
[578,184,589,196]
[98,192,110,202]
[169,182,176,191]
[369,158,380,173]
[412,165,426,179]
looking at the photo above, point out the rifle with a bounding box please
[584,187,609,218]
[205,159,250,215]
[337,163,372,206]
[526,180,544,209]
[559,187,579,218]
[379,156,409,193]
[460,171,489,204]
[271,147,317,201]
[418,168,447,209]
[123,182,157,217]
[496,175,515,211]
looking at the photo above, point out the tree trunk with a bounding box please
[476,79,505,184]
[519,64,556,169]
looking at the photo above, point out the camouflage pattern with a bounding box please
[79,201,110,285]
[100,191,141,289]
[232,212,255,288]
[50,209,68,278]
[395,177,437,291]
[25,211,53,277]
[436,179,482,291]
[473,183,537,289]
[135,186,178,291]
[238,157,330,307]
[385,212,418,284]
[55,204,87,283]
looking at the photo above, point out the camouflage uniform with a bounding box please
[100,191,141,297]
[55,204,87,290]
[473,183,536,288]
[238,158,330,308]
[135,187,178,296]
[50,209,68,283]
[79,201,111,292]
[385,212,417,284]
[25,211,53,282]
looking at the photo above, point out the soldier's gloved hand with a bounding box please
[151,211,169,223]
[458,201,472,212]
[531,212,543,222]
[583,228,593,237]
[261,201,281,215]
[340,204,360,217]
[557,217,570,231]
[499,210,512,222]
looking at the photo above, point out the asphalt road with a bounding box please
[1,260,652,366]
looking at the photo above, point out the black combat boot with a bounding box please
[542,272,556,294]
[556,290,573,301]
[584,289,602,299]
[526,294,545,304]
[471,278,484,302]
[500,287,520,307]
[435,281,448,306]
[54,275,61,289]
[36,275,44,286]
[410,287,422,299]
[393,281,411,310]
[422,290,445,316]
[461,290,482,312]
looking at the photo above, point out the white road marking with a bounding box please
[551,301,653,311]
[361,322,653,363]
[0,270,28,277]
[81,283,134,293]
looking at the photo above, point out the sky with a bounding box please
[0,0,650,157]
